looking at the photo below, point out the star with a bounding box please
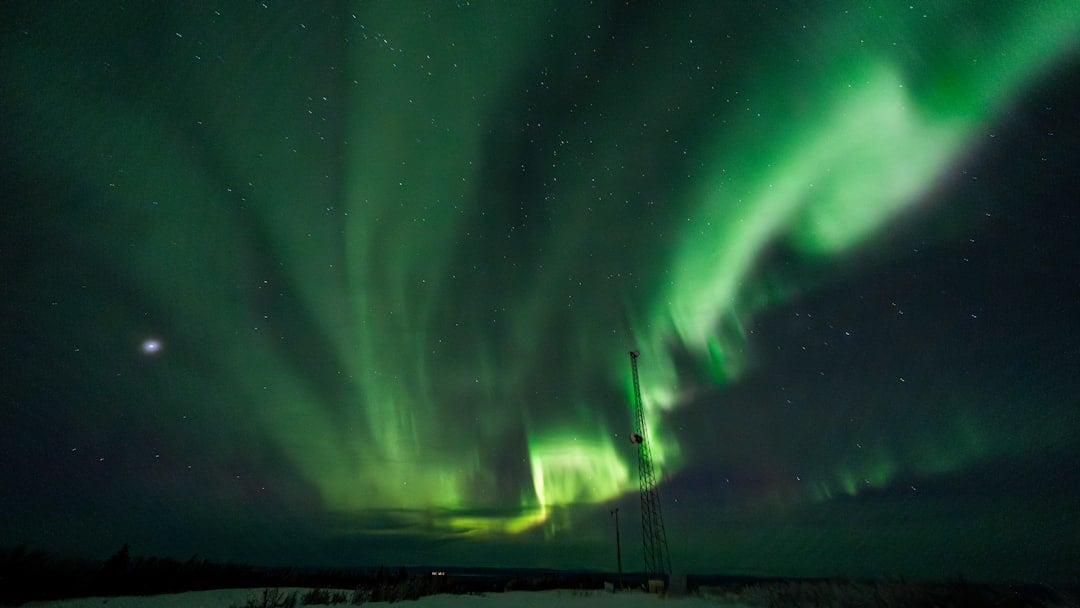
[140,338,163,355]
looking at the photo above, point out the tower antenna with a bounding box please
[628,350,672,579]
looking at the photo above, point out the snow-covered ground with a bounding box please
[23,588,733,608]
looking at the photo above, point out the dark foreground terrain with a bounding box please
[3,545,1076,607]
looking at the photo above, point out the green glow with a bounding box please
[634,1,1079,504]
[200,0,1078,529]
[528,431,630,507]
[786,63,966,254]
[820,454,899,501]
[447,509,548,537]
[803,402,1020,503]
[4,1,1076,550]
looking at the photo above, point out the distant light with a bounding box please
[141,338,163,355]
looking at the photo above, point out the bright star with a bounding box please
[140,338,163,355]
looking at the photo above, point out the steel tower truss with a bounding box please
[628,350,671,577]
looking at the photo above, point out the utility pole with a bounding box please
[611,507,623,590]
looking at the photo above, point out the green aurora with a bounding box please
[2,0,1079,582]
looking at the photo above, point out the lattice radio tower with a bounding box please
[628,350,671,577]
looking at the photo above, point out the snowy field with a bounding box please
[23,588,732,608]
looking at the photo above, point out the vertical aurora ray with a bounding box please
[270,3,638,531]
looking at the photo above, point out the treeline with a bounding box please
[1,544,415,606]
[699,578,1078,608]
[0,544,611,606]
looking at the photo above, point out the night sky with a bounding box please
[2,1,1079,584]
